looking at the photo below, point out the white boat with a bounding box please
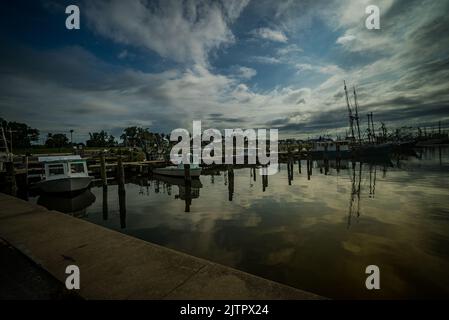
[36,155,93,193]
[153,163,202,177]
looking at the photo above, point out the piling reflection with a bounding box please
[150,174,203,212]
[228,168,234,201]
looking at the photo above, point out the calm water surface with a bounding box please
[31,147,449,299]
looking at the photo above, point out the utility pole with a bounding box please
[70,129,74,145]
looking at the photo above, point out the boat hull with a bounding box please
[307,150,351,159]
[37,177,93,193]
[352,143,394,157]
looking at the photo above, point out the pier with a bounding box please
[0,192,322,300]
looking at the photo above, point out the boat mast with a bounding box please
[344,81,355,142]
[0,126,10,154]
[352,86,362,144]
[370,112,376,143]
[367,114,372,143]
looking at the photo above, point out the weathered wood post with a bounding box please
[117,155,125,186]
[184,163,192,212]
[100,153,107,186]
[298,159,302,174]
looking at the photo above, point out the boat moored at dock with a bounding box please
[35,155,93,193]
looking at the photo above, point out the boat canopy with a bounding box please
[38,155,83,163]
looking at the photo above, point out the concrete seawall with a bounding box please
[0,192,322,300]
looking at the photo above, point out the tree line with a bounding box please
[0,117,169,152]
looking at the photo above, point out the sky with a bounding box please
[0,0,449,142]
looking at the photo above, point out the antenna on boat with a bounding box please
[344,80,356,143]
[0,126,10,155]
[370,112,376,143]
[352,86,362,144]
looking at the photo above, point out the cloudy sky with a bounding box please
[1,0,448,142]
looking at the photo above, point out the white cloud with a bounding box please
[85,0,249,66]
[250,27,288,43]
[336,34,356,45]
[118,50,128,59]
[277,44,303,56]
[252,56,282,64]
[295,63,314,73]
[235,66,257,79]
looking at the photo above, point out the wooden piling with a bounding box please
[118,183,126,229]
[117,156,125,185]
[100,153,107,186]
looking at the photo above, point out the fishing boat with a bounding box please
[352,142,394,157]
[309,140,351,158]
[153,162,202,178]
[36,155,93,193]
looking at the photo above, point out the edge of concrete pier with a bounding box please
[0,192,324,300]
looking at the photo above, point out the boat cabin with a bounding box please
[38,155,89,181]
[311,141,350,152]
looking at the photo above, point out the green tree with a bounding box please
[120,126,139,147]
[121,126,169,159]
[86,130,116,147]
[45,133,69,148]
[0,117,39,149]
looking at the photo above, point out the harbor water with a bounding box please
[29,147,449,299]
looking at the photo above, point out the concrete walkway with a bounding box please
[0,193,322,300]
